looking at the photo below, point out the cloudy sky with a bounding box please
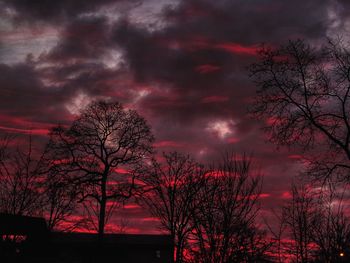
[0,0,349,233]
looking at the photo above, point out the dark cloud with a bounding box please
[108,0,336,217]
[164,0,328,43]
[112,0,330,128]
[47,16,112,61]
[0,61,136,140]
[0,63,70,124]
[1,0,124,24]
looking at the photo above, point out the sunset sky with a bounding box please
[0,0,349,233]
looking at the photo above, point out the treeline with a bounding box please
[1,37,350,262]
[0,101,268,262]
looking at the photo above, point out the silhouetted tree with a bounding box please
[41,165,80,231]
[46,101,154,237]
[137,152,206,263]
[189,153,269,263]
[249,39,350,182]
[282,181,319,263]
[270,180,350,263]
[0,134,42,216]
[311,185,350,262]
[0,133,79,231]
[264,209,289,263]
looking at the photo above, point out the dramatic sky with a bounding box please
[1,0,350,233]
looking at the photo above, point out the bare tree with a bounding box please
[137,151,206,263]
[269,180,350,263]
[249,39,350,182]
[0,133,78,231]
[0,134,42,216]
[282,181,319,263]
[46,101,154,237]
[264,207,289,263]
[189,153,268,263]
[40,166,80,231]
[311,185,350,262]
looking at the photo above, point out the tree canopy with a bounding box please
[249,39,350,182]
[46,101,154,236]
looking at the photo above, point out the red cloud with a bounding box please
[288,154,303,160]
[153,140,185,148]
[215,42,259,56]
[142,217,161,222]
[0,125,49,136]
[114,168,130,174]
[226,137,240,144]
[159,37,260,58]
[195,64,221,74]
[281,191,292,199]
[260,193,271,198]
[123,204,141,209]
[0,114,57,136]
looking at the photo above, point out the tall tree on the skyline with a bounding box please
[249,39,350,183]
[137,152,206,263]
[282,181,319,262]
[190,153,268,263]
[46,101,154,237]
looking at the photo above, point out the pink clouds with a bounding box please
[0,114,57,136]
[114,168,130,174]
[161,37,260,57]
[260,193,271,198]
[0,125,49,136]
[123,204,141,209]
[195,64,221,74]
[153,140,185,148]
[141,217,161,222]
[288,154,304,160]
[215,42,259,56]
[226,137,240,144]
[281,191,292,199]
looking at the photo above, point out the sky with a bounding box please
[0,0,350,233]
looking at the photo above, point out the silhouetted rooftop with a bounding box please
[0,213,48,236]
[0,214,174,262]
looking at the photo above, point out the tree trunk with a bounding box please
[98,176,107,239]
[176,235,184,263]
[98,200,106,239]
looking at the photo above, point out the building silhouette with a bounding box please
[0,213,173,263]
